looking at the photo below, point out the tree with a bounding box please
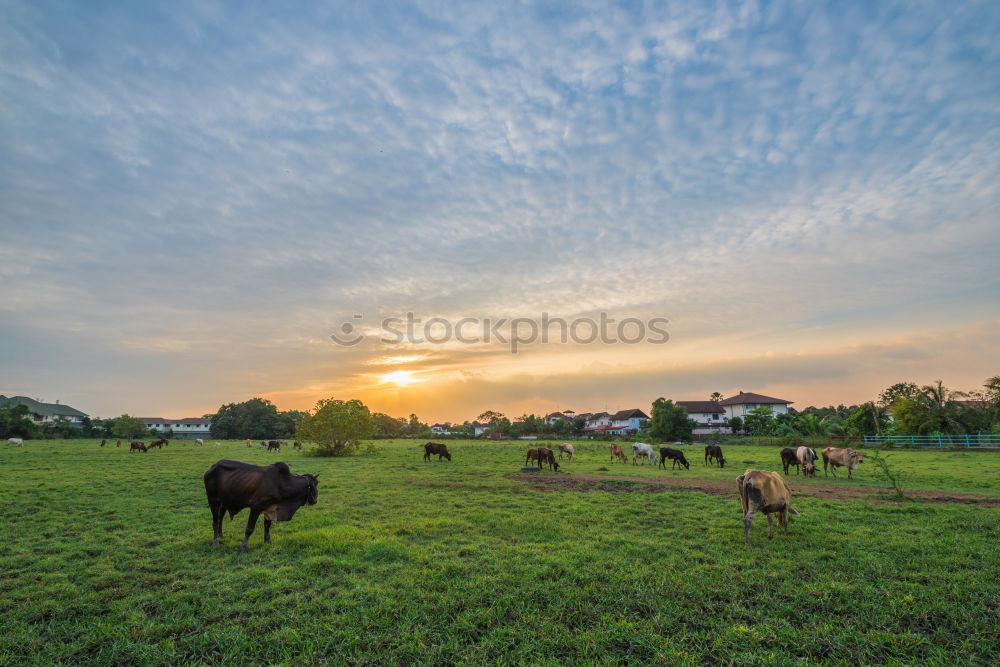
[984,376,1000,406]
[892,381,966,434]
[208,398,296,439]
[296,398,375,456]
[372,412,406,438]
[710,392,723,403]
[728,416,743,435]
[0,404,41,439]
[743,407,777,436]
[649,398,694,442]
[111,414,150,440]
[879,382,920,409]
[477,410,505,426]
[845,402,890,436]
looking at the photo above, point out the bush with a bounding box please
[296,398,376,457]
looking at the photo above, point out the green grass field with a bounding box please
[2,438,998,664]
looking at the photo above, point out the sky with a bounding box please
[1,0,998,423]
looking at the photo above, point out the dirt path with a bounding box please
[513,472,1000,507]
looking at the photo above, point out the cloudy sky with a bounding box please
[2,1,998,422]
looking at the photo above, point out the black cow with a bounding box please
[423,442,452,461]
[203,460,319,552]
[659,448,690,470]
[130,442,147,453]
[704,445,725,468]
[293,441,302,450]
[267,440,281,452]
[780,448,799,475]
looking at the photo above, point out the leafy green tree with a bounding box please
[0,404,41,439]
[649,398,694,442]
[879,382,920,409]
[111,414,150,440]
[728,416,743,435]
[893,381,966,434]
[477,410,505,427]
[845,402,890,436]
[742,407,777,436]
[297,398,375,456]
[372,412,406,438]
[208,397,294,439]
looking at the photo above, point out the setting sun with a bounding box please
[380,370,423,387]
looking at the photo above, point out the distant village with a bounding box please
[0,391,792,439]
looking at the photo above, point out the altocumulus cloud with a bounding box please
[0,0,998,418]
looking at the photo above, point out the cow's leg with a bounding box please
[263,518,273,544]
[210,504,223,547]
[766,514,775,540]
[847,467,852,479]
[743,509,756,546]
[240,509,262,553]
[780,509,789,535]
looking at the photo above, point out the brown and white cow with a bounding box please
[557,443,575,461]
[822,447,864,479]
[796,446,817,477]
[609,443,628,464]
[736,469,800,546]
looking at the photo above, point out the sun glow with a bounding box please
[380,370,423,386]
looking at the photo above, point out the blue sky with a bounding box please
[2,1,998,421]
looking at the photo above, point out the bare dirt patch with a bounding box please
[513,473,1000,507]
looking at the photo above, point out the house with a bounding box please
[431,423,451,435]
[675,401,728,434]
[609,408,649,433]
[471,421,490,436]
[717,391,793,419]
[140,417,212,439]
[0,395,88,426]
[585,412,612,429]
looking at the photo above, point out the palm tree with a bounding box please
[914,380,965,434]
[710,392,723,403]
[795,413,831,437]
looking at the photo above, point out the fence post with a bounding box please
[966,434,970,449]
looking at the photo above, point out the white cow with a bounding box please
[632,442,658,466]
[557,443,575,461]
[8,437,24,446]
[195,438,205,446]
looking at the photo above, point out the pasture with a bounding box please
[2,439,998,664]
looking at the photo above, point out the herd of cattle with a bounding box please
[6,435,865,549]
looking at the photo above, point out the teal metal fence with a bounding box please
[863,434,1000,449]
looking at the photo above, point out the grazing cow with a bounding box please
[246,439,252,448]
[631,442,659,466]
[214,441,221,448]
[7,437,24,446]
[609,443,628,464]
[130,442,147,453]
[525,447,560,471]
[259,441,267,449]
[737,469,800,546]
[659,448,691,470]
[796,446,817,477]
[293,441,302,450]
[100,439,106,447]
[149,439,167,449]
[195,438,205,447]
[704,445,725,468]
[116,440,122,448]
[267,440,281,452]
[557,443,575,461]
[203,460,319,552]
[822,447,864,479]
[423,442,452,461]
[780,448,799,475]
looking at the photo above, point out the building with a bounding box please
[0,395,88,426]
[431,423,451,435]
[543,411,578,425]
[609,408,649,433]
[585,412,612,429]
[675,401,728,434]
[717,391,793,419]
[139,417,212,439]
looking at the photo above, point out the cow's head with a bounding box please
[681,458,690,470]
[850,452,864,469]
[443,450,452,461]
[803,462,816,476]
[303,473,320,505]
[552,461,560,472]
[717,456,726,468]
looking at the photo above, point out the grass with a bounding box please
[1,438,998,664]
